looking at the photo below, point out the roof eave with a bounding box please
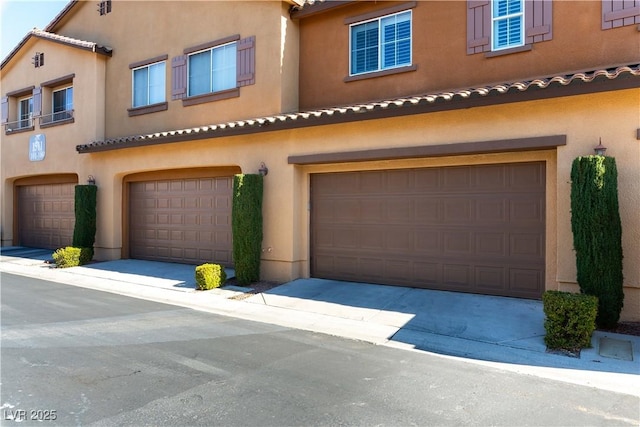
[76,69,639,154]
[44,0,79,32]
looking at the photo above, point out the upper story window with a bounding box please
[492,0,524,50]
[18,96,33,129]
[40,74,75,127]
[2,86,37,133]
[52,86,73,122]
[188,42,237,97]
[171,35,255,106]
[349,10,412,76]
[467,0,552,56]
[132,61,166,108]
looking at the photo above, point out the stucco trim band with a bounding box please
[288,135,567,165]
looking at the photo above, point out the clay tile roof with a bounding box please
[1,28,112,69]
[76,63,640,153]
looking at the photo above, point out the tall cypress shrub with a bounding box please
[570,155,623,328]
[232,174,263,285]
[72,184,97,261]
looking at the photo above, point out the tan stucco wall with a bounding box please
[0,38,107,245]
[298,1,640,109]
[1,1,637,321]
[8,88,627,320]
[52,1,299,140]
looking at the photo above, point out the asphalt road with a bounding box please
[1,273,639,426]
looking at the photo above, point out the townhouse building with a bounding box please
[1,0,639,321]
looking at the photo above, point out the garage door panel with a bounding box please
[414,262,439,284]
[443,264,472,288]
[129,176,233,266]
[509,269,542,294]
[477,199,507,222]
[415,229,440,253]
[18,183,75,250]
[511,163,544,188]
[510,233,543,257]
[311,162,545,299]
[474,164,507,189]
[416,198,440,221]
[476,266,507,291]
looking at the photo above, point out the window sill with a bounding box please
[344,65,418,83]
[128,102,168,117]
[40,118,74,129]
[485,44,532,58]
[4,125,34,135]
[182,88,240,107]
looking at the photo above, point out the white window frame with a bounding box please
[187,41,237,98]
[349,10,412,76]
[52,86,73,122]
[132,61,166,108]
[491,0,525,51]
[18,96,33,129]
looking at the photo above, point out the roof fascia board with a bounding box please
[1,32,111,70]
[291,1,357,19]
[45,0,79,32]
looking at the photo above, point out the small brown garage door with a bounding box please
[311,162,545,299]
[17,183,75,250]
[129,177,233,266]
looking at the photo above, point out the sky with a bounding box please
[1,0,69,60]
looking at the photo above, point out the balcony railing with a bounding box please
[4,118,34,132]
[40,109,74,125]
[3,110,75,133]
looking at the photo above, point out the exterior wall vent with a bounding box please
[32,52,44,68]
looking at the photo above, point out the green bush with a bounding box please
[195,263,227,290]
[542,291,598,350]
[72,185,97,263]
[232,174,263,285]
[52,246,93,268]
[570,155,623,329]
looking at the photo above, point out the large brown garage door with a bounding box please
[311,162,545,299]
[17,183,75,250]
[129,177,233,266]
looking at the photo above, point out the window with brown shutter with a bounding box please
[237,36,256,87]
[172,35,256,107]
[32,87,42,117]
[602,0,640,29]
[467,0,553,56]
[171,55,187,100]
[1,97,8,124]
[3,86,35,133]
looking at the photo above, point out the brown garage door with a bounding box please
[17,183,75,250]
[129,177,233,266]
[311,162,545,299]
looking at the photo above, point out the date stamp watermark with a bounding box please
[3,409,57,422]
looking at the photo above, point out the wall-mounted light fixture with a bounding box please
[87,175,96,185]
[258,162,269,176]
[594,138,607,156]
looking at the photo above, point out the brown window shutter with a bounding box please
[467,0,491,55]
[237,36,256,87]
[525,0,553,43]
[171,55,187,100]
[32,87,42,116]
[1,97,8,124]
[602,0,640,29]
